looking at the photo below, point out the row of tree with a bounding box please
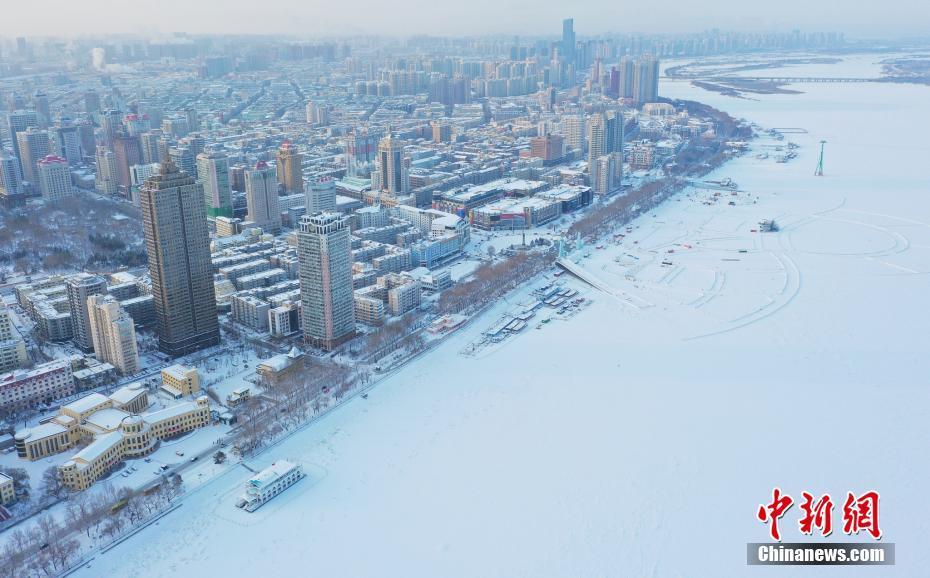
[1,476,183,578]
[437,249,556,316]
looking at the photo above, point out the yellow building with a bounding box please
[0,472,16,505]
[58,396,211,491]
[15,384,150,461]
[161,364,200,398]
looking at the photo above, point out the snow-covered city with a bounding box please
[1,7,928,577]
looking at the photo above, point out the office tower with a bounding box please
[87,295,140,375]
[7,110,38,173]
[276,141,303,194]
[66,274,108,352]
[100,109,122,145]
[618,56,634,99]
[140,130,165,164]
[168,146,195,180]
[561,114,585,155]
[562,18,576,65]
[305,102,329,126]
[112,134,142,198]
[54,121,83,165]
[197,151,232,218]
[123,113,150,137]
[376,136,409,195]
[139,162,219,357]
[95,146,119,195]
[307,177,336,214]
[593,152,622,195]
[36,156,72,201]
[0,303,28,373]
[297,213,355,351]
[16,127,50,183]
[33,91,50,128]
[633,55,660,104]
[0,150,24,205]
[83,90,101,116]
[245,160,281,233]
[345,126,383,175]
[76,120,96,160]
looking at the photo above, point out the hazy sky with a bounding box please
[1,0,927,39]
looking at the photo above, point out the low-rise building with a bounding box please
[0,359,74,412]
[0,472,14,505]
[160,365,200,398]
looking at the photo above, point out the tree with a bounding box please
[39,466,66,501]
[213,451,226,464]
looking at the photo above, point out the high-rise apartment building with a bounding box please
[245,160,281,233]
[36,156,72,201]
[618,56,635,99]
[276,141,303,194]
[197,151,232,218]
[87,295,140,375]
[633,55,660,104]
[66,273,108,353]
[139,162,219,357]
[561,114,585,155]
[297,213,355,351]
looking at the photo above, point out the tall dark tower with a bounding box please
[139,162,219,357]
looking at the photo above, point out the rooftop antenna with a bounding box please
[814,140,826,176]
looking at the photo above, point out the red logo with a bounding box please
[758,488,882,541]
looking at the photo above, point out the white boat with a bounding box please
[237,460,304,512]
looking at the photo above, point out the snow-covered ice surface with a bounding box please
[74,55,930,577]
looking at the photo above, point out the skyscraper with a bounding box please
[33,91,50,128]
[16,127,50,183]
[618,56,635,99]
[113,134,143,199]
[376,136,409,195]
[0,150,24,206]
[197,151,232,218]
[245,160,281,233]
[7,110,38,174]
[307,177,336,214]
[95,145,119,195]
[562,18,576,65]
[66,273,108,353]
[633,55,660,104]
[297,213,355,351]
[588,110,624,175]
[561,113,586,156]
[139,162,219,357]
[276,141,303,194]
[87,295,140,376]
[36,156,72,201]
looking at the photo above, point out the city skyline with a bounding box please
[0,2,928,39]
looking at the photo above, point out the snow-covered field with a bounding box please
[72,54,930,577]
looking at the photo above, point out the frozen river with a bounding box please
[76,54,930,577]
